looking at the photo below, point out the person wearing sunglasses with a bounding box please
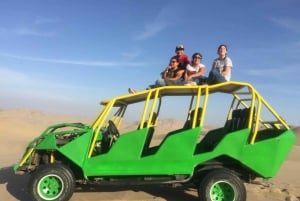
[184,52,206,85]
[155,56,185,86]
[128,56,185,93]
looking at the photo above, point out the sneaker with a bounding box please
[128,88,137,94]
[146,85,155,90]
[190,81,197,86]
[184,81,197,86]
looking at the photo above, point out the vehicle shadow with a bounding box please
[0,166,31,201]
[76,183,199,201]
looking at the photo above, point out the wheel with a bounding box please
[28,164,75,201]
[198,168,246,201]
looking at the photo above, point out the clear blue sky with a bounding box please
[0,0,299,125]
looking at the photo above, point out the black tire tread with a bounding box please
[198,168,246,201]
[28,164,75,201]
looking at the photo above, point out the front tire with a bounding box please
[198,168,246,201]
[28,164,75,201]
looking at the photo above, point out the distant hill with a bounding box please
[1,108,299,146]
[0,108,92,138]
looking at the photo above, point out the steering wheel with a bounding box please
[108,120,120,138]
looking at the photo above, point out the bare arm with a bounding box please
[169,69,184,81]
[187,67,206,80]
[161,66,171,78]
[221,66,231,76]
[184,70,188,81]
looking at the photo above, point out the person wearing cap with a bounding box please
[175,44,190,70]
[207,44,233,85]
[184,52,206,85]
[159,44,190,78]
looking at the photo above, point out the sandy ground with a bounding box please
[0,108,299,201]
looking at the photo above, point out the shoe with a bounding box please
[184,81,197,86]
[146,85,155,90]
[128,88,137,94]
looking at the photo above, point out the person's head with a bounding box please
[217,44,228,58]
[169,56,179,68]
[175,44,185,56]
[191,52,202,65]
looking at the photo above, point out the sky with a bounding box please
[0,0,299,125]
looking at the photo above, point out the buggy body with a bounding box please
[14,81,295,201]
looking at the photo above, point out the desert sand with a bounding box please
[0,108,299,201]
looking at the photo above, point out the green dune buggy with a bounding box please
[14,81,295,201]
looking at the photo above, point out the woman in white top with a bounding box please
[184,52,206,85]
[207,44,233,85]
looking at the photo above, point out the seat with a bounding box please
[182,107,203,129]
[141,112,158,156]
[224,108,251,133]
[138,112,158,129]
[195,107,252,153]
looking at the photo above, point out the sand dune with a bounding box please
[0,108,299,201]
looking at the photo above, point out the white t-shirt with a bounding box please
[212,57,233,81]
[186,63,205,76]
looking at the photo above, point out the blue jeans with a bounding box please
[189,75,207,85]
[207,69,226,85]
[155,78,184,87]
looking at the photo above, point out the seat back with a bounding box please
[138,112,158,129]
[195,107,252,153]
[141,112,158,156]
[182,107,203,129]
[224,107,251,132]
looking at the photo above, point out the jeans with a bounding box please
[207,69,226,85]
[154,78,185,87]
[189,75,207,85]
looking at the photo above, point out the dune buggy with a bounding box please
[14,81,295,201]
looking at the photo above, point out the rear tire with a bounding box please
[198,168,246,201]
[28,164,75,201]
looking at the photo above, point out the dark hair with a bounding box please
[217,44,227,52]
[192,52,203,59]
[191,52,202,65]
[170,56,179,62]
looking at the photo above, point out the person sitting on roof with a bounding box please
[207,44,233,85]
[157,56,185,86]
[184,52,206,86]
[128,56,185,93]
[174,44,190,70]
